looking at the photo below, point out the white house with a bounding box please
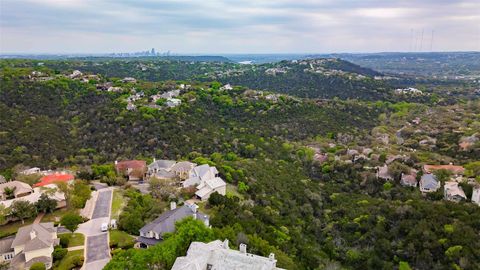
[171,239,285,270]
[195,177,227,201]
[444,182,467,202]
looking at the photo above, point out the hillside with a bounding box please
[1,57,398,101]
[1,62,479,270]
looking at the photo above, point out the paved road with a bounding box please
[86,233,110,263]
[77,189,113,270]
[92,190,112,219]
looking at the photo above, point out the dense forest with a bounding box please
[1,59,479,270]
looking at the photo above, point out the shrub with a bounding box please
[29,262,46,270]
[53,246,67,261]
[60,236,70,248]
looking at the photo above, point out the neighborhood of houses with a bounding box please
[115,158,227,201]
[0,156,289,269]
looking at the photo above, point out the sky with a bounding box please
[1,0,480,54]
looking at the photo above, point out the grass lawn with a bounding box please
[42,208,79,224]
[59,233,85,247]
[109,230,135,249]
[110,189,125,220]
[54,249,84,270]
[0,218,35,238]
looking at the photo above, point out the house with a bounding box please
[137,202,208,248]
[423,164,465,176]
[472,187,480,206]
[126,103,136,111]
[220,84,233,91]
[115,160,147,181]
[166,98,181,107]
[376,165,393,181]
[444,182,467,202]
[0,184,66,210]
[68,70,82,79]
[195,177,227,201]
[121,77,137,83]
[96,82,113,91]
[0,181,33,201]
[171,161,196,180]
[34,173,74,187]
[400,170,418,187]
[19,168,41,175]
[0,236,15,264]
[171,239,285,270]
[147,159,177,179]
[183,164,219,188]
[160,89,180,99]
[5,223,59,269]
[419,174,440,193]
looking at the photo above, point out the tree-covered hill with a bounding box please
[1,58,396,101]
[1,63,479,270]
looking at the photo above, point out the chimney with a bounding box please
[192,213,197,220]
[239,243,247,254]
[269,253,275,261]
[222,239,229,249]
[170,201,176,210]
[153,157,156,163]
[115,160,118,165]
[30,230,36,240]
[204,217,209,227]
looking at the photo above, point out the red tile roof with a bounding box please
[34,174,74,187]
[423,165,465,175]
[115,160,147,171]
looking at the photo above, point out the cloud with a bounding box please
[0,0,479,53]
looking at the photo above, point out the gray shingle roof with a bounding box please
[148,160,176,172]
[11,223,56,251]
[421,174,439,190]
[0,236,14,254]
[139,205,208,236]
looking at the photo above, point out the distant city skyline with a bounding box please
[1,0,479,54]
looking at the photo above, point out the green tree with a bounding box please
[3,186,16,200]
[10,200,37,224]
[35,193,57,213]
[61,213,83,232]
[0,204,10,225]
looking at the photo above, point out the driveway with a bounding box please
[77,188,113,270]
[92,189,112,219]
[86,233,110,262]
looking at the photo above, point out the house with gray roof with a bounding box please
[183,164,219,188]
[420,173,440,193]
[137,202,209,248]
[171,161,196,180]
[171,239,285,270]
[147,159,177,179]
[4,223,59,269]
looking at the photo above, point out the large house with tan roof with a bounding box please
[0,223,59,269]
[0,181,33,201]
